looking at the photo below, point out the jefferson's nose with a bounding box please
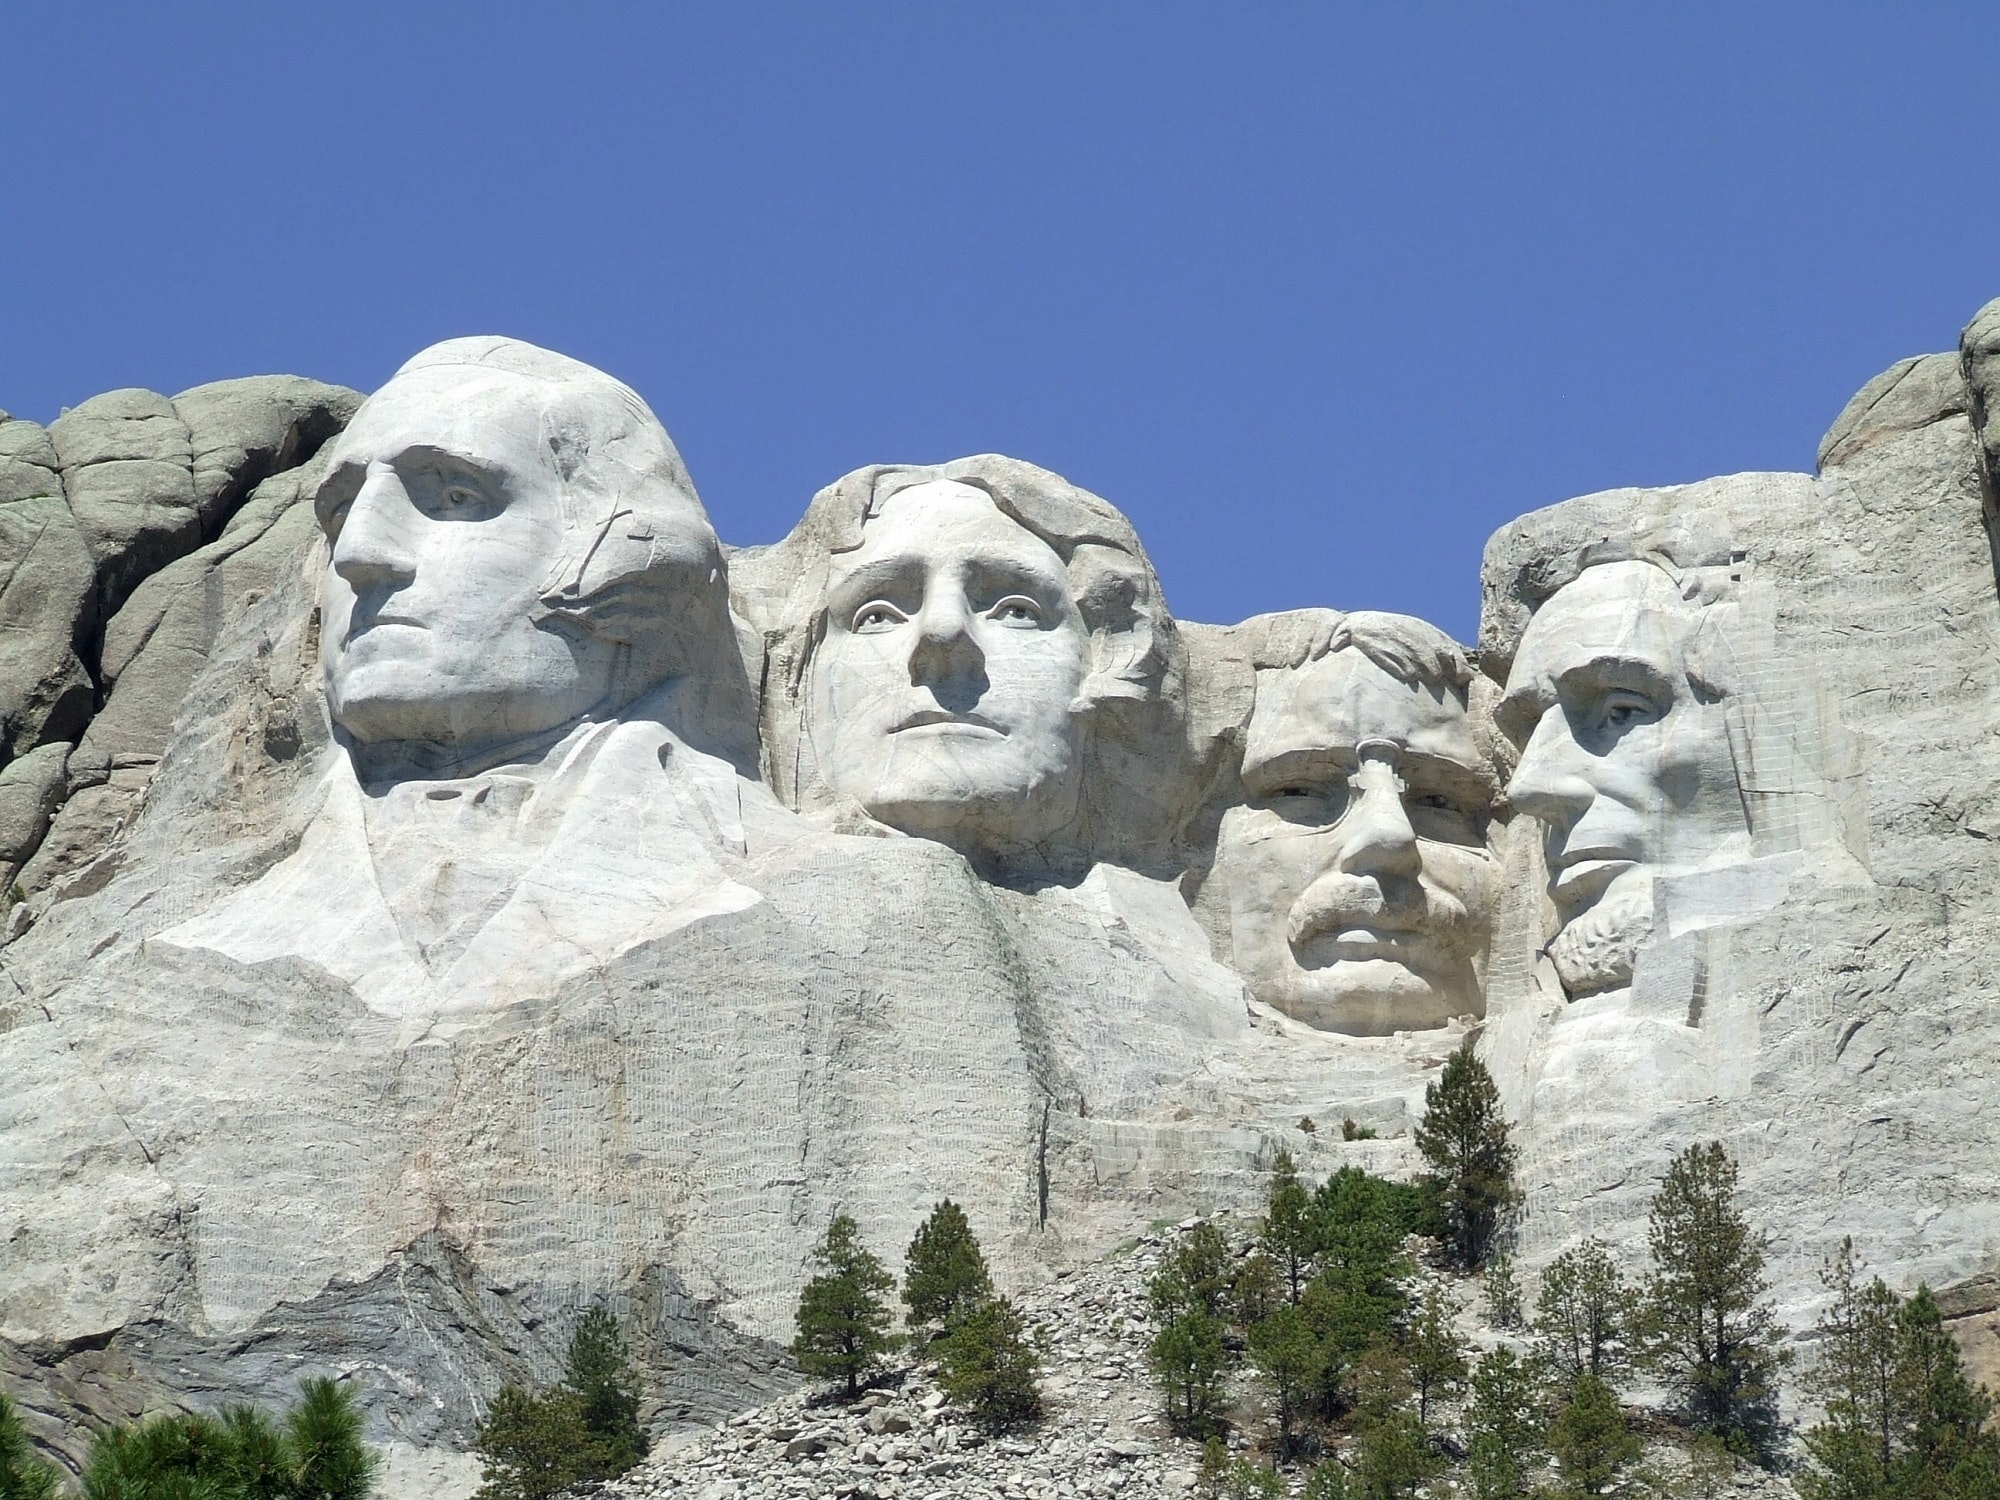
[1506,706,1596,830]
[906,592,985,690]
[331,463,418,592]
[1334,760,1422,881]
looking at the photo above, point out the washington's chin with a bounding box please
[1259,955,1478,1037]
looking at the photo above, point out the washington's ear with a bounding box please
[1069,543,1169,707]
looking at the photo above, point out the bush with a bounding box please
[81,1381,377,1500]
[1634,1143,1785,1458]
[792,1214,900,1400]
[473,1303,649,1500]
[935,1294,1042,1429]
[1413,1042,1517,1269]
[0,1393,60,1500]
[903,1200,993,1331]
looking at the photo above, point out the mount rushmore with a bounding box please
[4,300,2000,1492]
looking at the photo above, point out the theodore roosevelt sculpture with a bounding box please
[161,337,765,1019]
[745,455,1186,877]
[1205,610,1497,1034]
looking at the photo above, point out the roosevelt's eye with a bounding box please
[853,602,907,633]
[988,596,1042,627]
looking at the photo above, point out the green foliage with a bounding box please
[472,1386,590,1500]
[1403,1281,1468,1428]
[1196,1440,1284,1500]
[473,1305,648,1499]
[1466,1346,1545,1500]
[1347,1357,1444,1500]
[1483,1245,1525,1331]
[1548,1373,1640,1498]
[1799,1239,2000,1500]
[903,1200,994,1330]
[1342,1118,1377,1142]
[1534,1239,1629,1388]
[792,1214,900,1400]
[81,1382,377,1500]
[1302,1457,1352,1500]
[0,1393,61,1500]
[1151,1222,1237,1323]
[1412,1042,1517,1269]
[1149,1308,1229,1434]
[1248,1303,1326,1455]
[934,1294,1042,1429]
[1634,1143,1785,1459]
[1263,1150,1319,1306]
[560,1306,647,1476]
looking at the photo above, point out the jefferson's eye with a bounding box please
[988,596,1042,627]
[853,603,906,633]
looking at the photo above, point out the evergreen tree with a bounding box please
[1634,1143,1785,1458]
[1151,1222,1236,1323]
[935,1294,1042,1429]
[81,1383,378,1500]
[1148,1307,1229,1435]
[473,1385,591,1500]
[1412,1042,1517,1269]
[1534,1239,1629,1388]
[1547,1373,1640,1498]
[1300,1168,1412,1415]
[1247,1303,1325,1457]
[1465,1346,1545,1500]
[560,1306,647,1478]
[792,1213,900,1400]
[1800,1240,2000,1500]
[1301,1458,1352,1500]
[1403,1281,1468,1428]
[903,1200,994,1330]
[0,1393,60,1500]
[283,1379,378,1500]
[1347,1353,1442,1500]
[1263,1149,1319,1305]
[1483,1245,1525,1331]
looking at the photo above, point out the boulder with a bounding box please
[0,420,95,767]
[171,375,361,530]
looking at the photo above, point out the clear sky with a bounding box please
[4,3,1997,643]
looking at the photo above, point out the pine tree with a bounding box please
[1534,1239,1628,1388]
[1465,1346,1544,1500]
[1483,1245,1525,1331]
[935,1293,1042,1429]
[560,1305,647,1478]
[1547,1373,1640,1498]
[82,1385,379,1500]
[1413,1042,1517,1269]
[792,1213,900,1400]
[1263,1149,1319,1305]
[1347,1352,1442,1500]
[473,1385,592,1500]
[1151,1222,1236,1323]
[1149,1308,1229,1434]
[284,1378,379,1500]
[1800,1240,2000,1500]
[904,1200,994,1331]
[1248,1303,1325,1456]
[0,1393,60,1500]
[1403,1281,1468,1428]
[1635,1143,1785,1458]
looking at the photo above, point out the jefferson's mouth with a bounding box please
[890,709,1004,736]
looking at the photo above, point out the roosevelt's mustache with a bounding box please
[1287,871,1470,952]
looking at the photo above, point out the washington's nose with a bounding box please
[331,463,418,592]
[906,592,985,690]
[1334,762,1422,881]
[1506,706,1596,828]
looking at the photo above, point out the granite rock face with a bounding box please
[3,310,2000,1495]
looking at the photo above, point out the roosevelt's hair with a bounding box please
[1248,607,1474,695]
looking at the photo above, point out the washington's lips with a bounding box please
[890,708,1004,736]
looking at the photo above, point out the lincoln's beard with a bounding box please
[1548,877,1655,999]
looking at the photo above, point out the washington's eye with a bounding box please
[988,596,1043,627]
[853,602,906,633]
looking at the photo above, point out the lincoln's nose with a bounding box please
[1506,706,1596,832]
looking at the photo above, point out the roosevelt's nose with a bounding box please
[331,462,418,592]
[906,590,986,692]
[1506,706,1596,829]
[1334,760,1422,881]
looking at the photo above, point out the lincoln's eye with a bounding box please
[853,603,905,633]
[989,596,1042,626]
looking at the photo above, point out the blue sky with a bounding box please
[4,3,1997,642]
